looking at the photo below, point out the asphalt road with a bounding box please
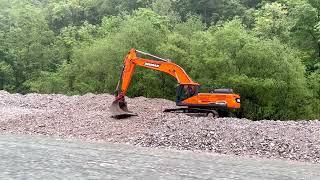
[0,134,319,180]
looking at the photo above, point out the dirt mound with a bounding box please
[0,91,319,163]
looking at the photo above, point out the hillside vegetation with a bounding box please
[0,0,319,120]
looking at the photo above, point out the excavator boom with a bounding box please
[118,49,198,95]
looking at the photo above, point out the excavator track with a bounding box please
[164,108,219,118]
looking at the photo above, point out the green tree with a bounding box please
[307,70,320,118]
[0,61,14,91]
[1,1,58,92]
[33,9,170,96]
[188,20,312,120]
[285,0,320,71]
[172,0,246,24]
[254,2,292,40]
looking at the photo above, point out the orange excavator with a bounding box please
[110,49,241,118]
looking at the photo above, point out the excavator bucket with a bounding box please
[110,99,137,119]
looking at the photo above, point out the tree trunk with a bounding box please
[318,42,320,58]
[308,30,320,57]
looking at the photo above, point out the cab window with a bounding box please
[176,85,198,102]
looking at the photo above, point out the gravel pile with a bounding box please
[0,90,319,163]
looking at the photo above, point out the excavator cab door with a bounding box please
[176,84,199,103]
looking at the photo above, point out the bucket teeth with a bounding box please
[110,100,137,119]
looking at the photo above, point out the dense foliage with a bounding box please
[1,0,319,120]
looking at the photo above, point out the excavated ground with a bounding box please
[0,91,319,163]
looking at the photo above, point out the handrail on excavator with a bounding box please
[136,50,171,62]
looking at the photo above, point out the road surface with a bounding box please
[0,134,319,180]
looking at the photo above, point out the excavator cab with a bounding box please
[176,84,199,103]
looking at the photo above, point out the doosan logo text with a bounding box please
[144,63,160,68]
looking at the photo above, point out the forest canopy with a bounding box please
[0,0,319,120]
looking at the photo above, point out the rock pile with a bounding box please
[0,91,319,163]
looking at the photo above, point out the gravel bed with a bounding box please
[0,91,319,163]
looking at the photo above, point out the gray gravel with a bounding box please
[0,91,319,163]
